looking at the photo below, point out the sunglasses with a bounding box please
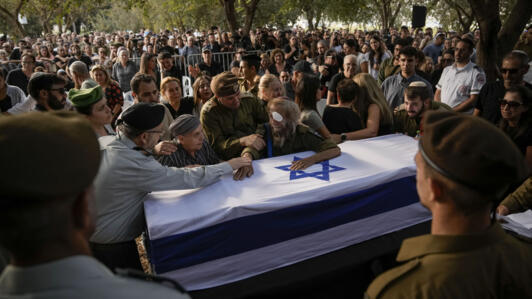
[500,68,519,75]
[49,87,66,94]
[499,99,522,108]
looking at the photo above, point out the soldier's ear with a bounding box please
[428,177,445,203]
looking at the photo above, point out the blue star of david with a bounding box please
[275,156,345,181]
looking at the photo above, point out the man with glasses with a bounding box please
[91,102,251,271]
[201,71,268,176]
[27,73,67,111]
[474,50,531,124]
[6,53,35,96]
[430,49,454,89]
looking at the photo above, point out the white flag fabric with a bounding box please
[144,134,432,290]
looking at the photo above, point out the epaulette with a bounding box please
[116,268,188,294]
[366,259,420,298]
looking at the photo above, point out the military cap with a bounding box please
[69,86,103,108]
[169,114,201,137]
[419,111,527,198]
[0,112,100,198]
[121,102,165,131]
[211,71,240,97]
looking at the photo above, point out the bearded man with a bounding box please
[241,97,340,170]
[393,81,451,137]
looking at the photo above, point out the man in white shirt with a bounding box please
[434,38,486,114]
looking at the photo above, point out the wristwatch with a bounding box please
[341,133,347,141]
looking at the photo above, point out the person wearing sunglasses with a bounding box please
[498,85,531,166]
[27,72,67,112]
[474,50,531,124]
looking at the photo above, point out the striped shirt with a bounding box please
[157,140,220,167]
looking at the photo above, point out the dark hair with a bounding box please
[399,46,418,58]
[458,37,475,50]
[442,49,454,57]
[393,38,410,47]
[241,54,260,72]
[139,52,156,74]
[157,51,172,60]
[336,79,359,103]
[74,104,94,116]
[0,68,6,78]
[499,85,532,146]
[343,39,359,52]
[405,85,431,100]
[28,73,65,99]
[295,74,320,111]
[21,53,36,63]
[368,35,384,67]
[130,73,156,94]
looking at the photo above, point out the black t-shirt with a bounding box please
[0,95,13,112]
[328,72,346,93]
[163,97,194,119]
[198,61,222,77]
[505,125,532,155]
[475,81,505,125]
[67,55,93,68]
[322,106,363,134]
[163,65,184,82]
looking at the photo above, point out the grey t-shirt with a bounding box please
[300,109,325,132]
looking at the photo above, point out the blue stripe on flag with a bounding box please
[149,175,418,273]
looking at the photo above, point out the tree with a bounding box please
[468,0,532,82]
[374,0,403,29]
[0,0,27,37]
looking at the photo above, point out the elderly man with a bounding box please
[241,97,340,171]
[69,61,97,89]
[201,71,269,162]
[158,114,220,168]
[91,103,250,271]
[0,112,190,298]
[393,81,451,137]
[365,111,532,298]
[327,54,358,105]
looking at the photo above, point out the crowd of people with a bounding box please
[0,23,532,298]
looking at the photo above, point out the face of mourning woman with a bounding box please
[198,80,212,101]
[500,91,528,124]
[162,80,182,103]
[92,69,107,85]
[262,80,283,102]
[88,97,112,126]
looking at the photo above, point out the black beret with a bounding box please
[419,111,527,199]
[0,112,100,198]
[121,102,165,131]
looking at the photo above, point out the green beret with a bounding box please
[0,112,100,198]
[69,86,103,108]
[121,102,165,131]
[419,111,527,199]
[211,71,240,97]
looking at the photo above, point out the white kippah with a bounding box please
[409,81,427,88]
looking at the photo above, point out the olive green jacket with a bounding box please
[393,101,452,137]
[366,224,532,299]
[377,57,400,85]
[242,124,338,160]
[500,177,532,214]
[200,94,268,160]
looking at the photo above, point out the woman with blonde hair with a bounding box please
[258,74,284,106]
[90,64,123,123]
[192,75,213,116]
[349,73,393,139]
[160,76,194,119]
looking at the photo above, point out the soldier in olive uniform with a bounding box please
[366,111,532,299]
[242,98,340,170]
[201,71,269,164]
[498,177,532,215]
[0,112,189,298]
[393,81,451,137]
[239,54,261,97]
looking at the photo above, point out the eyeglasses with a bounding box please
[499,99,522,108]
[500,68,519,75]
[49,88,65,94]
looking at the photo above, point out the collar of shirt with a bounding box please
[451,61,473,73]
[395,223,506,262]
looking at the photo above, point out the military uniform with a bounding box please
[239,78,259,98]
[201,94,268,160]
[366,224,532,299]
[242,124,338,160]
[393,101,452,137]
[377,57,400,85]
[0,255,190,298]
[500,177,532,214]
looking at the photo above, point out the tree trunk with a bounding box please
[242,0,260,37]
[468,0,532,82]
[220,0,238,34]
[0,0,27,37]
